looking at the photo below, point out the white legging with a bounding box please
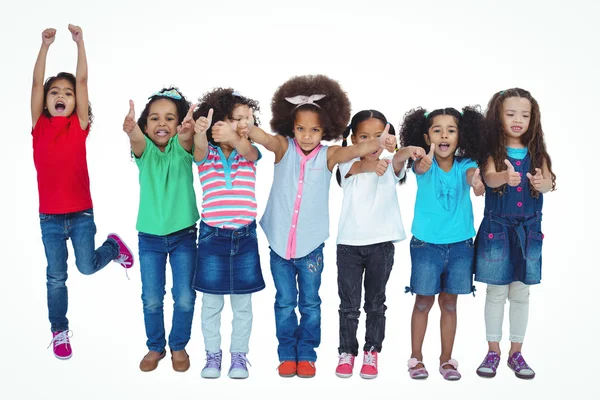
[484,282,530,343]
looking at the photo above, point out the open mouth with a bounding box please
[156,130,169,137]
[55,101,66,113]
[439,143,450,151]
[511,126,522,133]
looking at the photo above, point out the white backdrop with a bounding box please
[1,0,597,399]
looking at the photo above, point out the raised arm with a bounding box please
[193,108,212,163]
[68,24,89,130]
[123,100,146,157]
[393,145,426,176]
[345,159,388,178]
[177,103,197,153]
[327,123,396,171]
[413,143,435,175]
[237,108,287,162]
[32,28,56,126]
[467,167,485,196]
[482,156,521,188]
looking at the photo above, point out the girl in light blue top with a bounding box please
[399,106,484,381]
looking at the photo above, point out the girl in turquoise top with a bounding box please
[122,87,200,373]
[400,106,484,381]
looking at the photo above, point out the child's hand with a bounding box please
[42,28,56,45]
[527,168,543,191]
[68,24,83,42]
[504,159,521,186]
[123,100,136,134]
[178,103,197,136]
[237,108,254,139]
[471,168,485,196]
[375,159,391,176]
[212,121,237,143]
[419,143,435,173]
[194,108,213,135]
[377,124,396,152]
[409,146,426,160]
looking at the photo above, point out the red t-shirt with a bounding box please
[32,114,93,214]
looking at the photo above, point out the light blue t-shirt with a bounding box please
[411,157,477,244]
[507,147,527,160]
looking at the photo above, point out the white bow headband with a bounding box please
[285,94,326,109]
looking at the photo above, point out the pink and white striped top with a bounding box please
[195,144,260,229]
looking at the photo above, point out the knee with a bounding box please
[142,290,165,312]
[486,284,509,303]
[414,295,434,313]
[75,259,96,275]
[364,300,386,316]
[508,283,530,303]
[174,292,196,312]
[339,305,360,320]
[439,295,457,314]
[275,290,297,309]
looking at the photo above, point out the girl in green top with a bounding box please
[122,87,200,373]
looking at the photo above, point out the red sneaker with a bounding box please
[297,361,316,378]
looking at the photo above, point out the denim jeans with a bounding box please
[270,244,324,362]
[40,209,119,332]
[138,225,197,352]
[201,293,253,353]
[337,242,394,356]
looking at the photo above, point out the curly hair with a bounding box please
[193,88,260,146]
[399,106,483,170]
[43,72,94,128]
[483,88,556,196]
[335,109,404,186]
[137,86,191,136]
[270,74,351,141]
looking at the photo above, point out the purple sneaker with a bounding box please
[107,233,134,275]
[228,352,251,379]
[507,352,535,379]
[201,350,222,379]
[48,330,72,360]
[476,351,500,378]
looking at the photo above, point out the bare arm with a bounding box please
[527,157,553,193]
[123,100,146,157]
[393,146,425,176]
[327,124,395,171]
[483,156,521,188]
[466,167,485,196]
[193,109,213,163]
[177,103,197,153]
[232,135,259,162]
[345,159,380,177]
[68,25,89,130]
[32,29,55,126]
[246,126,288,163]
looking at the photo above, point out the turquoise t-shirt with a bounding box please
[135,135,200,235]
[507,147,527,160]
[411,157,477,244]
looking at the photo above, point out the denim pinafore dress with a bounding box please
[474,153,544,285]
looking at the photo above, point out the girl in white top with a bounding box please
[334,110,425,379]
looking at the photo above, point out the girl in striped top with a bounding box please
[191,88,265,380]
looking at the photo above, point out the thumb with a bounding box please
[504,159,515,171]
[526,172,533,180]
[186,103,197,120]
[535,168,542,176]
[128,100,135,118]
[428,143,435,157]
[206,108,214,126]
[473,168,481,181]
[382,123,390,136]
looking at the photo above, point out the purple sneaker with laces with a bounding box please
[228,352,251,379]
[476,351,501,378]
[201,350,222,378]
[507,351,535,379]
[48,330,72,360]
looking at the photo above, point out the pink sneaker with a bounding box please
[360,347,378,379]
[48,330,72,360]
[108,233,134,270]
[335,353,355,378]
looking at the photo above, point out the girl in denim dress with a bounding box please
[474,89,556,380]
[400,106,484,381]
[191,89,265,380]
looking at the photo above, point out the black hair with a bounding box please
[335,109,404,186]
[270,74,351,141]
[137,86,191,136]
[43,72,94,128]
[399,106,483,170]
[193,88,260,146]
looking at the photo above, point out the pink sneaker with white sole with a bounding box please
[335,353,355,378]
[360,347,378,379]
[108,233,134,271]
[48,330,72,360]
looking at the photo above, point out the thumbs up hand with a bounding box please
[471,168,485,196]
[526,168,544,191]
[123,100,136,135]
[504,159,521,186]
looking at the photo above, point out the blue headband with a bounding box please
[149,89,182,100]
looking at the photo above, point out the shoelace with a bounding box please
[205,352,222,369]
[338,353,353,365]
[47,330,72,349]
[114,254,132,280]
[363,347,376,366]
[231,353,252,369]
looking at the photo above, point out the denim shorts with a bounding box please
[407,236,475,296]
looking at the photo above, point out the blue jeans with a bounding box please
[40,209,119,332]
[270,244,324,362]
[138,226,197,352]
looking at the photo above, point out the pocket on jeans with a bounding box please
[526,231,543,261]
[482,231,507,262]
[81,209,94,217]
[410,236,427,249]
[39,213,51,222]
